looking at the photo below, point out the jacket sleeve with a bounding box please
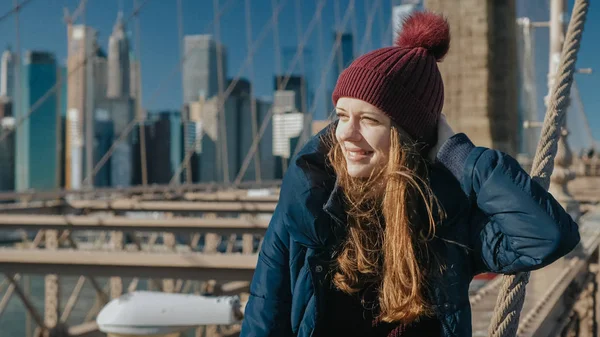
[436,133,580,274]
[240,203,293,337]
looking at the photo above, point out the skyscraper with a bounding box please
[181,35,229,183]
[273,75,308,114]
[66,25,98,189]
[15,51,60,191]
[158,110,182,184]
[59,66,67,117]
[187,97,218,183]
[133,111,181,184]
[256,98,275,180]
[107,12,131,99]
[130,53,140,99]
[99,12,136,187]
[130,53,142,119]
[93,108,113,187]
[1,47,15,98]
[271,90,304,178]
[183,35,228,103]
[0,97,12,118]
[95,97,135,187]
[226,78,253,182]
[0,117,15,191]
[90,50,108,186]
[171,111,184,183]
[94,48,108,103]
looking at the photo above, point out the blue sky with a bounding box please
[0,0,599,147]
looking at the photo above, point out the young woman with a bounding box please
[240,11,579,337]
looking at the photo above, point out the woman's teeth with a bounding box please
[347,150,372,160]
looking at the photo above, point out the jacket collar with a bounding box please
[323,179,346,226]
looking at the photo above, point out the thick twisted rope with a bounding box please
[487,1,589,337]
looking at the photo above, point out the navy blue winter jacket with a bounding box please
[240,125,580,337]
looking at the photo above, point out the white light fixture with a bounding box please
[96,291,243,336]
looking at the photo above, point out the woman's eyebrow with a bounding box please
[334,108,379,117]
[359,111,380,117]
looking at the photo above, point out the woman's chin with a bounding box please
[345,162,376,178]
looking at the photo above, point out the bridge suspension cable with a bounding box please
[272,0,287,176]
[295,0,309,175]
[214,0,230,184]
[382,0,394,45]
[246,0,262,182]
[12,0,21,178]
[334,0,343,81]
[317,0,325,119]
[377,0,387,48]
[358,0,380,55]
[0,0,34,24]
[351,0,359,58]
[272,0,282,85]
[488,0,590,336]
[134,0,149,186]
[176,0,191,184]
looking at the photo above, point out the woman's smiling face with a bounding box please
[335,97,392,178]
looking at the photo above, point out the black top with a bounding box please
[319,282,443,337]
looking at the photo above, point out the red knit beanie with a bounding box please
[332,11,450,147]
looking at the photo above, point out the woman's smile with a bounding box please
[345,147,375,161]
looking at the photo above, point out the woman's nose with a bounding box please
[338,119,361,142]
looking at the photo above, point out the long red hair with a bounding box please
[327,125,443,323]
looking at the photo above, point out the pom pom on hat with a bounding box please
[396,11,450,61]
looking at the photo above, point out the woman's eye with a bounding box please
[336,113,349,120]
[362,117,379,124]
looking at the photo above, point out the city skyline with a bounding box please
[0,4,313,190]
[0,0,597,185]
[0,1,598,135]
[0,0,385,121]
[0,0,600,143]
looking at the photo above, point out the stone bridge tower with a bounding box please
[424,0,519,156]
